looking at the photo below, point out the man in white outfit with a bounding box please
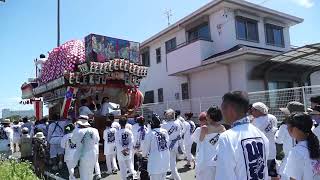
[251,102,278,179]
[161,109,183,180]
[72,115,100,180]
[215,91,270,180]
[183,112,195,168]
[132,116,148,173]
[142,114,170,180]
[11,120,21,153]
[100,97,121,116]
[47,114,66,171]
[0,119,13,158]
[115,117,135,180]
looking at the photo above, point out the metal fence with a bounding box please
[139,85,320,121]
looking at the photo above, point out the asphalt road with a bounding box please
[99,159,196,180]
[14,151,196,180]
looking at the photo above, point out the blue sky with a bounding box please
[0,0,319,117]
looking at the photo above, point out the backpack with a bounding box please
[33,138,47,159]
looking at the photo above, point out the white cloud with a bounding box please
[291,0,315,8]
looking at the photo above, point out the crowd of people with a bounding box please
[1,91,320,180]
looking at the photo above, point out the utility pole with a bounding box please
[57,0,60,47]
[164,9,172,27]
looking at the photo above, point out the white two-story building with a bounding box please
[139,0,307,104]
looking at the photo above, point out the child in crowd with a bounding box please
[103,120,118,175]
[20,127,32,162]
[61,123,77,180]
[33,132,48,178]
[193,106,226,180]
[284,113,320,179]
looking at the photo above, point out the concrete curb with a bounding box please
[44,171,66,180]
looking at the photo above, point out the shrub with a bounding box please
[0,158,39,180]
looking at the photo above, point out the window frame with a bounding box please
[181,83,189,100]
[143,90,154,104]
[157,88,164,102]
[235,16,259,43]
[265,23,285,47]
[141,50,150,67]
[165,38,177,53]
[187,22,211,43]
[156,47,161,64]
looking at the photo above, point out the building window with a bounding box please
[158,88,163,102]
[187,23,211,42]
[141,50,150,67]
[165,38,177,53]
[265,24,284,47]
[236,17,259,42]
[144,90,154,104]
[156,48,161,63]
[181,83,189,100]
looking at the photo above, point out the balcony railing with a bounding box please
[166,37,213,54]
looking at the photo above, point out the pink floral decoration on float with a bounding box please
[39,40,85,84]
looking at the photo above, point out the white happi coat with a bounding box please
[47,121,66,145]
[11,124,22,143]
[252,115,277,160]
[115,128,134,161]
[132,124,148,151]
[276,124,295,157]
[0,127,13,151]
[215,117,270,180]
[183,120,196,146]
[284,141,320,180]
[72,127,100,180]
[103,127,117,155]
[142,128,170,175]
[161,119,183,153]
[60,133,77,163]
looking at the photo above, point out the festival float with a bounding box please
[21,34,148,159]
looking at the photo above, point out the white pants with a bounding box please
[66,160,75,180]
[119,159,134,180]
[170,151,181,180]
[196,166,216,180]
[112,154,119,170]
[106,154,117,173]
[12,142,20,152]
[79,152,97,180]
[185,143,194,161]
[150,173,166,180]
[94,159,101,176]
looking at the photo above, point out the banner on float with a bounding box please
[33,100,43,121]
[61,86,78,118]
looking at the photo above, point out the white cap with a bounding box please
[76,115,90,126]
[22,127,29,133]
[34,132,45,139]
[252,102,269,115]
